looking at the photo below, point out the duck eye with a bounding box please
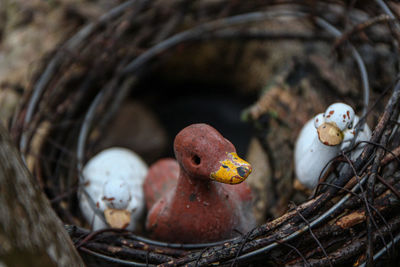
[192,155,201,166]
[347,122,353,129]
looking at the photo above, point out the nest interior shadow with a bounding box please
[9,0,400,266]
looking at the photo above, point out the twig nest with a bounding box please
[294,103,371,189]
[78,147,148,231]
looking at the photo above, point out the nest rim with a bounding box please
[9,0,400,266]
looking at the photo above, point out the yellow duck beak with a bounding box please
[210,152,252,184]
[104,209,131,229]
[317,122,344,146]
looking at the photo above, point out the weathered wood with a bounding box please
[0,125,84,266]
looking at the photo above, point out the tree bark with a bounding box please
[0,125,84,266]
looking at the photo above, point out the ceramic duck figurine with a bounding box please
[294,103,371,189]
[143,123,255,243]
[78,147,148,231]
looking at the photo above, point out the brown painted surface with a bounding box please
[143,124,255,243]
[143,158,180,210]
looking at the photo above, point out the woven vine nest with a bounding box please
[8,0,400,266]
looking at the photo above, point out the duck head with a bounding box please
[174,124,252,184]
[314,103,356,146]
[102,179,132,229]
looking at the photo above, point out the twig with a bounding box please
[19,0,141,153]
[82,242,174,264]
[128,234,238,250]
[357,141,400,165]
[183,175,368,267]
[276,239,310,266]
[293,202,333,267]
[194,247,210,267]
[341,152,388,254]
[375,0,400,32]
[327,79,400,197]
[381,145,400,165]
[366,99,400,265]
[122,9,335,75]
[75,228,128,248]
[377,175,400,200]
[359,231,400,267]
[333,14,391,49]
[315,17,370,118]
[230,228,257,267]
[79,247,153,267]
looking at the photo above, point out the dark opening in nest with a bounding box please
[9,0,400,266]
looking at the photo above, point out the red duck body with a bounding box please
[143,124,255,243]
